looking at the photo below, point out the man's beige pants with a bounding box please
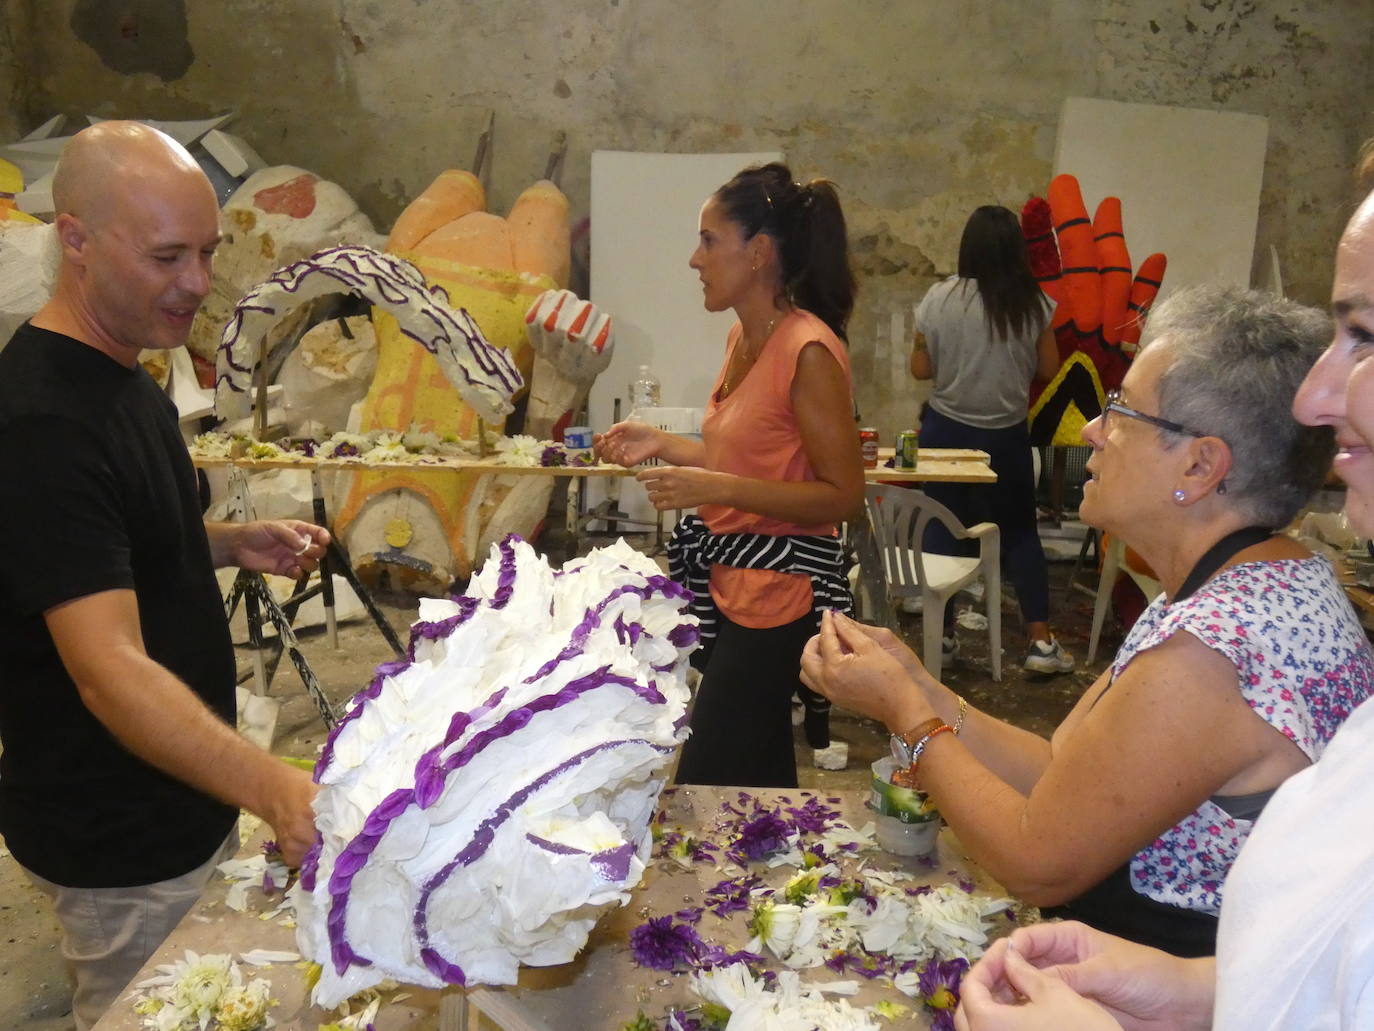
[24,829,237,1031]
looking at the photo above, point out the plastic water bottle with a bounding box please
[629,364,661,410]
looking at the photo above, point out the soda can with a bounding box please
[859,427,879,468]
[895,430,919,469]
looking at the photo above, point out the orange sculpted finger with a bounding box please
[1123,253,1168,345]
[590,315,612,354]
[1048,174,1102,334]
[541,291,568,332]
[1092,197,1132,346]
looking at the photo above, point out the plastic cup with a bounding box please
[869,757,940,856]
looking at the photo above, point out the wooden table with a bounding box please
[92,787,1011,1031]
[193,446,995,556]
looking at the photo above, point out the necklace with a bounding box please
[720,313,780,399]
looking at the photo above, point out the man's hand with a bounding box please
[210,519,329,578]
[800,610,934,733]
[257,763,320,868]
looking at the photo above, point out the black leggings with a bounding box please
[918,406,1051,626]
[674,609,820,788]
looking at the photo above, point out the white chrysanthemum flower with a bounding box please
[432,433,477,457]
[324,431,372,459]
[690,962,773,1013]
[401,427,444,453]
[189,432,232,458]
[817,821,878,855]
[494,434,544,466]
[169,951,234,1019]
[692,965,882,1031]
[850,892,911,954]
[132,950,277,1031]
[748,899,803,957]
[902,883,1012,962]
[246,440,285,460]
[361,439,409,462]
[213,979,273,1031]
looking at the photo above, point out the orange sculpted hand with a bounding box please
[1022,175,1167,445]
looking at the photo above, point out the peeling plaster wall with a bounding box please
[11,0,1374,437]
[0,3,26,140]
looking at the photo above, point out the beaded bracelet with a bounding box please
[911,722,954,774]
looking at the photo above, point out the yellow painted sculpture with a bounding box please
[332,170,570,589]
[0,158,41,225]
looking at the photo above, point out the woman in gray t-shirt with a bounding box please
[911,205,1072,674]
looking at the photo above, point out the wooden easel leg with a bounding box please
[311,470,339,649]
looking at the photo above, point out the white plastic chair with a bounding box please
[864,484,1001,682]
[1087,535,1162,664]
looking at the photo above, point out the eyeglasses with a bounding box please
[1102,390,1206,438]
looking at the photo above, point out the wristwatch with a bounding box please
[890,717,945,768]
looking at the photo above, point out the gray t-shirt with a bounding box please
[913,276,1053,429]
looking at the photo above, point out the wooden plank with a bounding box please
[190,450,996,485]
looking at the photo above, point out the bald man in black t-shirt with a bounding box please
[0,121,326,1030]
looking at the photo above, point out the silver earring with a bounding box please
[1173,490,1186,502]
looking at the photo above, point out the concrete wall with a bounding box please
[4,0,1373,437]
[0,2,26,141]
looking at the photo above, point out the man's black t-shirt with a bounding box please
[0,323,237,888]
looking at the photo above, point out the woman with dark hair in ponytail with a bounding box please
[595,162,864,787]
[911,205,1073,674]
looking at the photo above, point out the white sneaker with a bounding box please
[812,741,849,770]
[941,635,959,662]
[1024,638,1075,674]
[899,596,922,615]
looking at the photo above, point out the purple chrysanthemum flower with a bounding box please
[697,943,766,972]
[331,441,360,458]
[919,956,970,1017]
[571,449,597,467]
[727,811,791,863]
[665,1010,705,1031]
[785,796,841,834]
[703,873,764,917]
[540,445,568,467]
[629,915,705,971]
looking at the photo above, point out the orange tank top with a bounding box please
[698,309,853,628]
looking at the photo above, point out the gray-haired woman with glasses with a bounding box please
[803,283,1374,957]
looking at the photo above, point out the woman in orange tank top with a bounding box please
[595,162,864,787]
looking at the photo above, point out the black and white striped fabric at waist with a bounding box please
[666,514,854,644]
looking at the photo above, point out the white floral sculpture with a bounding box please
[293,537,699,1006]
[214,245,523,424]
